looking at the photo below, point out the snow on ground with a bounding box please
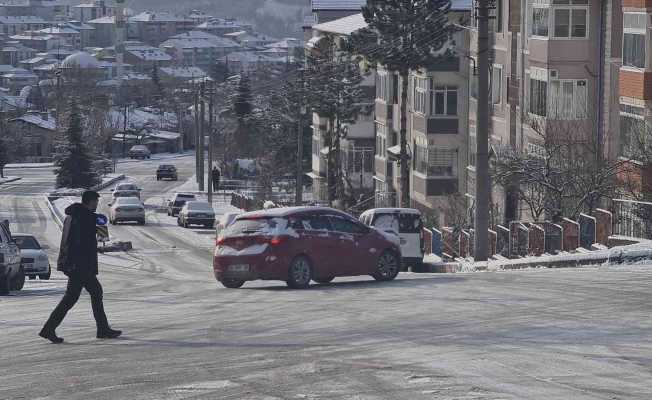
[4,162,53,168]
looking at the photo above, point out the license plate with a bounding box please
[229,264,249,272]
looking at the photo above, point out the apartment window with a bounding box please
[376,123,387,157]
[553,8,587,38]
[413,76,428,114]
[430,83,458,116]
[529,78,547,117]
[623,13,646,69]
[376,72,389,102]
[531,7,549,37]
[415,145,457,177]
[620,104,646,159]
[549,79,587,119]
[468,136,477,167]
[490,0,502,33]
[491,65,502,104]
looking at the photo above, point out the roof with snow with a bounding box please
[11,113,56,131]
[160,66,207,79]
[312,13,367,35]
[37,26,80,34]
[87,16,115,24]
[125,45,172,62]
[0,16,47,24]
[161,37,240,50]
[311,0,365,11]
[266,38,302,49]
[61,51,100,69]
[451,0,473,10]
[197,18,251,29]
[109,107,178,131]
[130,11,188,23]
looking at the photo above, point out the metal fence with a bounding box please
[612,198,652,240]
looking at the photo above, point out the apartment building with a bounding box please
[306,13,375,205]
[466,0,624,222]
[73,0,115,23]
[0,16,48,36]
[160,31,241,69]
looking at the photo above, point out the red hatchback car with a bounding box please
[213,207,402,289]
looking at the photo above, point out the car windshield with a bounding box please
[224,217,287,236]
[187,202,213,211]
[159,165,174,170]
[116,198,141,205]
[13,236,41,250]
[117,184,138,191]
[177,194,195,199]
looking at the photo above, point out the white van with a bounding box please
[359,208,424,269]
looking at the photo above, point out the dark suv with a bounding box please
[213,207,402,289]
[156,164,178,181]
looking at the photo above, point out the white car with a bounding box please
[359,208,424,269]
[177,201,215,228]
[110,183,141,204]
[12,234,50,280]
[109,197,146,225]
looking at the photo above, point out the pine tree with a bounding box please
[210,60,230,83]
[231,75,254,157]
[53,101,99,189]
[350,0,457,207]
[305,54,370,204]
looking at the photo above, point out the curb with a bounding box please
[5,164,53,169]
[45,195,64,230]
[0,177,21,185]
[417,255,611,273]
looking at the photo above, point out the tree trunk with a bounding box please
[399,71,410,208]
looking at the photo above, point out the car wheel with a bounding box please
[11,267,25,291]
[39,269,51,280]
[314,276,334,284]
[221,279,245,289]
[372,251,400,282]
[286,256,312,289]
[138,219,146,225]
[204,223,213,229]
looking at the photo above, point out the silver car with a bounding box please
[12,234,50,280]
[111,183,141,204]
[109,197,146,225]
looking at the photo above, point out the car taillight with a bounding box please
[269,237,283,246]
[216,236,226,246]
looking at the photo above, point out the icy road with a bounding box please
[1,160,652,399]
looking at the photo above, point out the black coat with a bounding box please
[57,203,98,275]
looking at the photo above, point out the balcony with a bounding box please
[619,69,652,100]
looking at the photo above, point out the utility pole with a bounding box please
[194,83,200,184]
[474,0,491,261]
[199,82,206,192]
[207,82,215,203]
[295,69,305,206]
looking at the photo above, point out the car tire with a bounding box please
[372,251,400,282]
[0,274,9,295]
[138,219,146,225]
[314,276,334,284]
[11,267,25,291]
[221,279,245,289]
[286,256,312,289]
[204,223,213,229]
[39,269,51,280]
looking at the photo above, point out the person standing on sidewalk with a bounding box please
[39,190,121,343]
[212,166,221,192]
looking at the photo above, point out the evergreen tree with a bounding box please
[53,101,99,189]
[305,54,370,204]
[210,60,230,83]
[231,75,254,156]
[350,0,457,207]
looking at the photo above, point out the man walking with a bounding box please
[212,165,221,192]
[40,190,121,343]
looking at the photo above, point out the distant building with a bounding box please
[0,0,70,21]
[160,31,240,69]
[9,31,68,52]
[1,42,37,66]
[224,31,278,49]
[128,11,194,46]
[73,0,115,23]
[123,42,172,73]
[86,15,115,47]
[218,51,286,74]
[196,18,253,37]
[36,25,83,49]
[7,111,56,162]
[64,21,95,49]
[0,16,48,36]
[159,66,208,83]
[310,0,365,25]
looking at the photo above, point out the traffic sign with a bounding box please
[96,214,108,226]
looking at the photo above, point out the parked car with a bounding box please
[213,207,402,289]
[111,183,141,204]
[167,193,197,217]
[128,145,151,159]
[0,222,23,294]
[359,208,424,269]
[12,234,50,280]
[178,201,215,228]
[109,197,146,225]
[156,164,178,181]
[215,212,242,237]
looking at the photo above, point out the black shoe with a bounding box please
[39,329,64,344]
[97,328,122,339]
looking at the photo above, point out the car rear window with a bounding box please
[372,213,422,234]
[187,202,212,211]
[117,184,137,191]
[177,194,195,199]
[116,198,140,205]
[13,236,40,250]
[224,218,288,236]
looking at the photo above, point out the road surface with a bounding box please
[1,159,652,399]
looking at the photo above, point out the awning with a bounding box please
[305,172,322,180]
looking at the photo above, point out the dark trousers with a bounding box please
[212,179,220,192]
[42,273,109,332]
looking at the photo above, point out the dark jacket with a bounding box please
[57,203,98,275]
